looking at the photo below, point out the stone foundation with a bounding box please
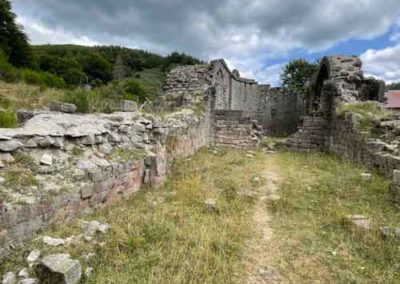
[0,109,208,259]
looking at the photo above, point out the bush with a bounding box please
[63,88,113,113]
[0,50,19,83]
[0,109,16,128]
[21,69,65,88]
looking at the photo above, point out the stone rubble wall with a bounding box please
[0,109,208,259]
[162,59,304,135]
[327,114,400,178]
[256,88,305,135]
[286,117,328,152]
[214,110,260,148]
[162,64,211,108]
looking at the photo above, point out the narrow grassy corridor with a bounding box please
[2,149,399,283]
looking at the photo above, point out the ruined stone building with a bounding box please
[162,59,305,136]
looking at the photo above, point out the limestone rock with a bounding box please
[0,140,23,152]
[36,254,81,284]
[0,153,14,163]
[26,250,41,263]
[118,100,137,112]
[267,194,281,201]
[98,143,113,155]
[16,109,35,124]
[49,101,77,114]
[205,198,217,211]
[17,268,29,278]
[346,215,372,231]
[38,137,55,148]
[82,220,110,237]
[361,173,371,181]
[40,154,53,166]
[89,156,109,168]
[380,226,400,239]
[2,272,16,284]
[393,170,400,184]
[109,133,121,142]
[43,236,65,247]
[76,160,97,171]
[84,267,93,279]
[81,135,96,146]
[18,278,38,284]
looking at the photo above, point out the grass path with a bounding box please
[265,151,400,283]
[244,154,282,283]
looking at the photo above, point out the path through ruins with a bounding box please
[244,154,282,283]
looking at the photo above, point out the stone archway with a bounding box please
[308,57,330,115]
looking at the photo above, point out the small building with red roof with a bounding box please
[385,90,400,110]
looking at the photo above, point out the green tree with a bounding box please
[281,59,317,96]
[0,0,33,67]
[83,53,113,84]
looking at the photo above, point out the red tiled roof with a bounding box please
[385,91,400,109]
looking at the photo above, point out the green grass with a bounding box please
[268,151,400,283]
[337,102,393,133]
[2,153,38,188]
[0,148,265,283]
[0,109,17,128]
[134,68,166,101]
[0,81,64,111]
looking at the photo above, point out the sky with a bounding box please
[11,0,400,86]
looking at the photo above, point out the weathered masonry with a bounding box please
[162,59,304,136]
[0,109,211,259]
[286,56,400,181]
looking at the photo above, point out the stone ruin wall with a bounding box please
[163,59,305,136]
[288,55,400,184]
[0,108,211,259]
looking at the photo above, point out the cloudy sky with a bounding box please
[11,0,400,86]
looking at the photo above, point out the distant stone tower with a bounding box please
[113,54,127,80]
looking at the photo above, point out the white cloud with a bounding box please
[361,43,400,83]
[10,0,400,85]
[16,17,99,46]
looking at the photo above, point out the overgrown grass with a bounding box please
[268,151,400,283]
[0,148,265,283]
[0,81,63,111]
[2,152,37,188]
[337,102,393,133]
[0,109,17,128]
[133,68,166,101]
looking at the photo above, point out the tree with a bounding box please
[0,0,33,67]
[281,59,318,96]
[82,53,113,84]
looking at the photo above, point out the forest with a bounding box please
[0,0,202,111]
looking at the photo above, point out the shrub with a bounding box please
[0,109,16,128]
[62,88,113,113]
[63,89,90,113]
[0,50,19,83]
[21,69,65,88]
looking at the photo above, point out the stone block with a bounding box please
[49,101,77,114]
[36,254,81,284]
[118,100,138,112]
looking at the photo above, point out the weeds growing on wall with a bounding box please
[337,101,393,133]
